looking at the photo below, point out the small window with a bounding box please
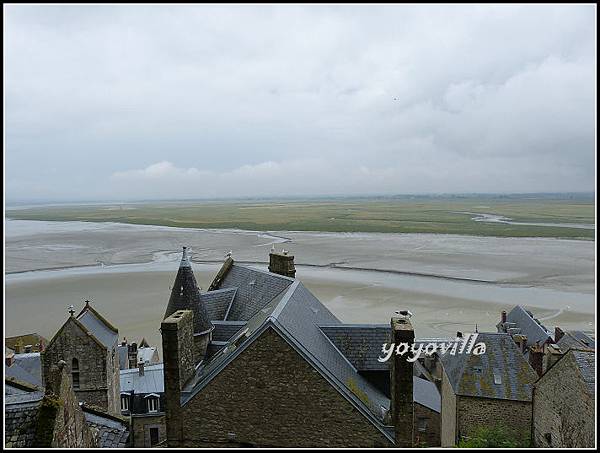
[72,358,80,390]
[147,396,159,413]
[417,417,428,432]
[120,395,130,412]
[544,433,552,446]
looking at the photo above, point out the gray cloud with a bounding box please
[5,4,596,201]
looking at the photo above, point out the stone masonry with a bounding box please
[390,316,414,447]
[173,327,392,447]
[42,317,120,415]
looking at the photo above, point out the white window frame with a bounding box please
[120,395,130,412]
[147,396,159,413]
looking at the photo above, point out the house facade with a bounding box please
[160,248,441,447]
[41,301,121,415]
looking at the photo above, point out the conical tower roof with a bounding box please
[164,247,213,334]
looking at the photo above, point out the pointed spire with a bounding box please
[164,247,213,335]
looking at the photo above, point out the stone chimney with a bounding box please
[138,360,145,376]
[529,342,544,377]
[554,326,565,343]
[6,351,15,367]
[162,309,195,447]
[128,342,138,369]
[501,310,507,325]
[268,250,296,278]
[390,315,414,447]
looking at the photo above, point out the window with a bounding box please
[417,417,428,432]
[150,428,159,446]
[120,395,130,412]
[72,358,80,390]
[493,368,502,385]
[147,396,159,413]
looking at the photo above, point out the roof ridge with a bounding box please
[76,302,119,333]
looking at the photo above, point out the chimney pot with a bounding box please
[138,361,145,376]
[501,310,507,324]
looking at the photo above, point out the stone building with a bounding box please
[5,362,129,448]
[41,301,121,415]
[532,348,595,448]
[160,247,441,447]
[120,362,166,447]
[438,332,538,447]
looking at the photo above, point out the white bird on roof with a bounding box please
[270,244,275,253]
[225,250,232,258]
[395,309,413,318]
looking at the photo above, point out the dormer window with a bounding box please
[120,394,130,412]
[146,394,160,413]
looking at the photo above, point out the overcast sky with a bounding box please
[4,4,596,202]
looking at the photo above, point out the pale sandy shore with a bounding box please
[4,219,596,351]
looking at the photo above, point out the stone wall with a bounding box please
[414,403,440,447]
[174,327,392,447]
[532,353,595,448]
[39,362,98,448]
[457,396,532,445]
[42,318,120,415]
[131,415,166,447]
[440,370,457,447]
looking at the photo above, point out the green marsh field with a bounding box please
[6,196,595,239]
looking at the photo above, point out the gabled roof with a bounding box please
[120,363,164,394]
[4,392,43,448]
[181,267,394,442]
[211,320,247,342]
[501,305,553,347]
[165,248,213,334]
[76,302,119,350]
[439,332,538,402]
[413,376,440,413]
[558,331,596,351]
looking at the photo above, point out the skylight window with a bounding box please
[493,368,502,385]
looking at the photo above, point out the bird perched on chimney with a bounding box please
[395,309,413,318]
[225,250,232,258]
[270,244,275,253]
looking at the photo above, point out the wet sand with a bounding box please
[4,219,596,351]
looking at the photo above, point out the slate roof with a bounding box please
[120,363,164,394]
[4,394,43,448]
[570,349,595,395]
[83,409,130,448]
[413,376,440,413]
[320,324,389,371]
[5,353,43,388]
[165,248,213,334]
[117,344,129,369]
[182,265,395,443]
[201,288,237,321]
[439,332,538,401]
[76,303,119,350]
[211,321,247,342]
[558,331,596,351]
[215,264,294,321]
[501,305,553,347]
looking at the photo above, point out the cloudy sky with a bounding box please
[4,4,596,202]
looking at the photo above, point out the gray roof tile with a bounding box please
[120,363,164,394]
[77,307,119,350]
[440,332,538,401]
[201,288,237,321]
[502,305,553,347]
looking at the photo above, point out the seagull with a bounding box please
[282,249,288,255]
[395,309,413,318]
[270,244,275,253]
[225,250,232,258]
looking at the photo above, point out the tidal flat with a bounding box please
[4,219,595,352]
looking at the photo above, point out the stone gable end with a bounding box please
[180,326,392,447]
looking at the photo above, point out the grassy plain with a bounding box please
[6,196,595,239]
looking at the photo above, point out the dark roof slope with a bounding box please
[82,408,130,448]
[503,305,553,347]
[215,263,294,321]
[571,349,595,395]
[558,331,596,351]
[211,321,247,342]
[320,325,389,371]
[4,395,43,448]
[440,332,538,401]
[164,248,213,334]
[5,354,43,389]
[201,288,237,321]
